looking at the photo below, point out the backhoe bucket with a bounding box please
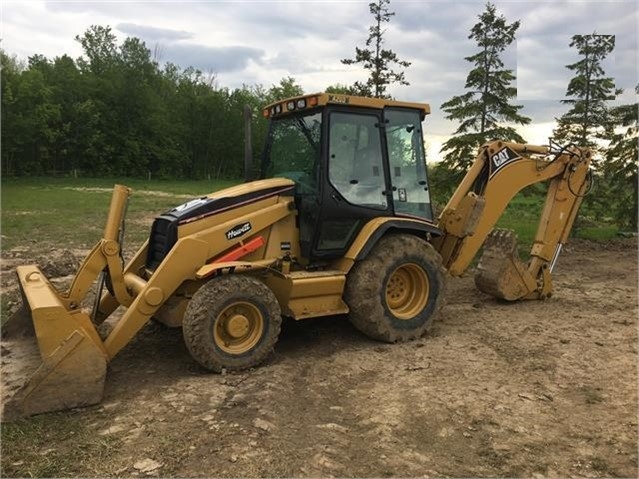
[1,265,107,421]
[474,229,536,301]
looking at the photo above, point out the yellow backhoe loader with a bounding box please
[1,93,591,420]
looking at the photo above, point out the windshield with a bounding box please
[262,111,322,185]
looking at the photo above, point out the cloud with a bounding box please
[155,43,265,73]
[116,23,193,41]
[232,2,363,40]
[516,36,575,101]
[393,1,476,37]
[112,21,265,73]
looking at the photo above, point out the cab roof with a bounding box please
[263,92,431,119]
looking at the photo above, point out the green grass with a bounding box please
[573,225,619,241]
[1,177,619,254]
[495,191,619,256]
[1,176,240,195]
[1,412,122,477]
[497,194,546,245]
[1,177,240,250]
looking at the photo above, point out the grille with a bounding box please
[146,216,177,271]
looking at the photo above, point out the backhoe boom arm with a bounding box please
[433,141,592,300]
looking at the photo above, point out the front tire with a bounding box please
[183,275,282,372]
[344,234,445,343]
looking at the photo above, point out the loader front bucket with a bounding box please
[474,229,538,301]
[1,265,107,421]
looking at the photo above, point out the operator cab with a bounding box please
[261,93,434,259]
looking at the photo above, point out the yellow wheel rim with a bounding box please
[213,301,264,354]
[385,263,429,320]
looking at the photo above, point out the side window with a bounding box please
[265,112,322,194]
[384,109,432,220]
[328,112,387,210]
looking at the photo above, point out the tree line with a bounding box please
[1,25,303,179]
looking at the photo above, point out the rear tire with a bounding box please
[344,234,445,343]
[183,275,281,372]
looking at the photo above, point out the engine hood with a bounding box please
[145,178,295,270]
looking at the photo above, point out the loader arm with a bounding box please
[3,181,296,420]
[432,141,592,300]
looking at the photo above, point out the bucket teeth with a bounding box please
[484,228,517,254]
[474,228,530,301]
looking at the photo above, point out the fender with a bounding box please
[334,217,442,273]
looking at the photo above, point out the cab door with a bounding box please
[310,107,392,258]
[384,108,433,221]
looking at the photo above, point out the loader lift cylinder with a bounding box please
[92,185,130,322]
[103,184,131,241]
[244,104,254,182]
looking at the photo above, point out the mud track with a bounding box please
[1,240,637,477]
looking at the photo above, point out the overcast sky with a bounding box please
[2,0,637,160]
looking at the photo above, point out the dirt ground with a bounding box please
[1,239,637,478]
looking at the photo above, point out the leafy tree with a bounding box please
[325,84,358,95]
[75,25,118,75]
[440,2,530,173]
[47,55,82,173]
[264,76,304,103]
[116,36,164,176]
[553,33,619,154]
[604,85,638,230]
[9,58,61,175]
[74,25,121,174]
[1,50,26,175]
[341,0,410,99]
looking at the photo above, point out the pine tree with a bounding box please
[440,2,530,172]
[604,85,638,230]
[553,33,618,154]
[341,0,410,99]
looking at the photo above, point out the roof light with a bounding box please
[308,96,318,107]
[274,104,282,114]
[286,101,296,111]
[296,98,306,109]
[262,108,270,118]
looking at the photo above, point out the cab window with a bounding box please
[263,111,322,194]
[384,108,432,220]
[328,112,386,210]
